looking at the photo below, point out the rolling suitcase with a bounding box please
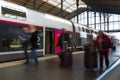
[58,43,72,67]
[84,44,97,69]
[59,50,72,67]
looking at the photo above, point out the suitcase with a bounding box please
[59,49,72,67]
[84,44,97,69]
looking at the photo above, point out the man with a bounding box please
[57,28,70,66]
[29,25,39,65]
[93,30,111,72]
[57,28,70,50]
[18,27,29,64]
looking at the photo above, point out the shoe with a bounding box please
[24,61,29,64]
[99,68,103,73]
[35,62,39,66]
[106,66,109,69]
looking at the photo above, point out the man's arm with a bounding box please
[18,35,26,42]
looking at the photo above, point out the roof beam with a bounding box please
[46,3,61,13]
[64,7,87,19]
[22,0,30,6]
[37,0,49,10]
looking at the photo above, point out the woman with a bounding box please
[93,30,111,71]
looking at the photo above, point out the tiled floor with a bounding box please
[0,46,120,80]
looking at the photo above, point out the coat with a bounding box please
[93,34,111,52]
[30,30,38,49]
[57,33,70,49]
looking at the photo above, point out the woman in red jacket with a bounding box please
[93,30,111,71]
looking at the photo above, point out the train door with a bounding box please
[45,28,54,55]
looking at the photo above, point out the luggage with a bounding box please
[58,49,72,67]
[84,44,97,69]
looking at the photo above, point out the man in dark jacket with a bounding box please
[58,28,70,50]
[57,28,70,66]
[29,25,39,65]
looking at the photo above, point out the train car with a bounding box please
[90,28,98,40]
[74,23,96,50]
[0,0,98,62]
[0,0,75,62]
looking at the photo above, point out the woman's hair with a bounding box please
[97,30,104,36]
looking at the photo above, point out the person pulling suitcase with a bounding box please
[57,28,72,67]
[93,30,111,72]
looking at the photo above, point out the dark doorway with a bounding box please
[45,28,54,55]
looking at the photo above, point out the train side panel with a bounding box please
[0,0,74,62]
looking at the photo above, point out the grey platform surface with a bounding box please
[0,46,120,80]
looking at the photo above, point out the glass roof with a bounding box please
[42,0,87,13]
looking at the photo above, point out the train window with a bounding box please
[91,30,94,33]
[86,29,90,33]
[82,28,84,32]
[95,32,97,34]
[91,30,93,33]
[1,7,26,21]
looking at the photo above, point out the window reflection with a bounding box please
[0,22,44,52]
[2,38,22,51]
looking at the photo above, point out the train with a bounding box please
[0,0,99,62]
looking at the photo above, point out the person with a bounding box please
[57,28,70,66]
[93,30,111,72]
[29,25,39,65]
[57,28,70,50]
[18,27,30,64]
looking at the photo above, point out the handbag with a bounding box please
[102,41,112,48]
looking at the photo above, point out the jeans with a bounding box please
[99,51,109,68]
[22,45,29,63]
[30,48,39,65]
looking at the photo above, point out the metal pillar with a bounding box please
[61,0,63,18]
[103,13,106,31]
[99,12,101,30]
[87,6,89,27]
[118,14,120,28]
[76,0,79,23]
[94,11,96,29]
[33,0,36,10]
[107,13,109,33]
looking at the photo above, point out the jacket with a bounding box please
[57,33,70,49]
[30,30,38,49]
[93,34,111,52]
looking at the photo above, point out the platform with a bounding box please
[0,46,120,80]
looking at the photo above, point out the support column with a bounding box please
[103,13,106,31]
[119,15,120,29]
[87,6,89,27]
[107,13,109,33]
[61,0,63,18]
[76,0,79,23]
[94,11,96,29]
[99,12,101,30]
[33,0,36,10]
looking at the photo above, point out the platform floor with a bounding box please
[0,46,120,80]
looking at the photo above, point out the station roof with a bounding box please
[4,0,87,19]
[82,0,120,14]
